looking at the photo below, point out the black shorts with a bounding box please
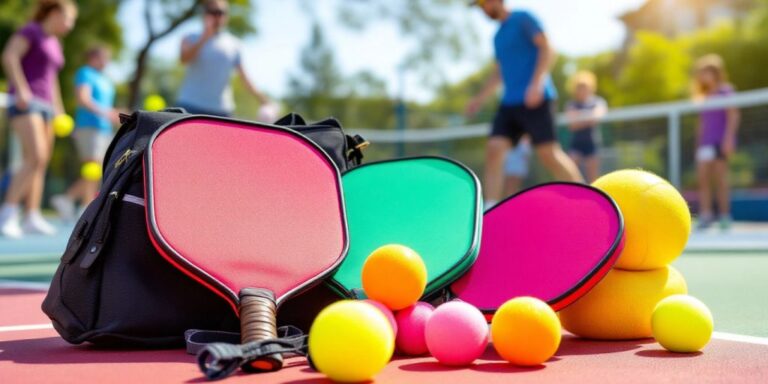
[491,101,556,145]
[570,137,598,157]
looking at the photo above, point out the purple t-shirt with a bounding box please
[8,22,64,103]
[699,85,734,147]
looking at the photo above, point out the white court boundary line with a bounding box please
[712,332,768,346]
[0,279,49,291]
[0,323,53,333]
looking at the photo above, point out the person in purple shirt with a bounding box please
[693,54,740,231]
[0,0,78,238]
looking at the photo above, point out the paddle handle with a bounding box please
[239,288,283,372]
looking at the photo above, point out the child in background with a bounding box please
[693,54,740,231]
[565,71,607,183]
[51,46,119,221]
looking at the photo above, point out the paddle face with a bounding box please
[450,182,624,314]
[329,157,482,299]
[145,117,348,313]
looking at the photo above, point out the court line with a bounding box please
[712,332,768,346]
[0,279,49,290]
[0,323,53,333]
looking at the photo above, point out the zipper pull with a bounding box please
[114,148,133,169]
[79,192,119,269]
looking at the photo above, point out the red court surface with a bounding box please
[1,287,767,383]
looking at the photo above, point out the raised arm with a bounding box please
[2,34,32,109]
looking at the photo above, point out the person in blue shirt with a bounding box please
[51,45,118,221]
[176,0,270,116]
[466,0,582,208]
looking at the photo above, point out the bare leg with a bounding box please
[483,137,512,203]
[713,160,730,217]
[535,142,584,182]
[584,155,601,183]
[24,120,54,213]
[4,115,48,205]
[697,161,714,218]
[504,175,523,196]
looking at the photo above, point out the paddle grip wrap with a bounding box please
[239,288,283,372]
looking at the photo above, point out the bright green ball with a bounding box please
[652,294,713,353]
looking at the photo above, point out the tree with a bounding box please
[126,0,256,108]
[335,0,480,88]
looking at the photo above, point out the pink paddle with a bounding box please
[450,182,624,319]
[144,117,347,374]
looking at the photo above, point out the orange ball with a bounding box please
[362,244,427,311]
[491,297,561,366]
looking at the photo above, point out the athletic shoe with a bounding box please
[51,194,76,222]
[696,214,714,231]
[21,212,57,236]
[719,215,732,232]
[0,204,23,238]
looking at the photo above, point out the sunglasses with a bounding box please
[205,9,227,17]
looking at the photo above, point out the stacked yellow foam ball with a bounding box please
[559,169,691,339]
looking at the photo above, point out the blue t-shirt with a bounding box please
[494,11,557,106]
[177,31,242,114]
[74,66,115,133]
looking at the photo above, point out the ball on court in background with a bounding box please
[592,169,691,270]
[257,102,280,123]
[362,244,427,311]
[309,300,394,383]
[491,297,561,366]
[652,294,713,353]
[395,302,434,356]
[425,301,488,366]
[364,299,398,336]
[143,94,166,111]
[52,114,74,137]
[559,266,687,339]
[81,161,103,181]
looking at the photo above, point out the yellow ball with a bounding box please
[652,295,713,353]
[491,297,561,366]
[81,161,103,181]
[309,300,394,382]
[593,169,691,270]
[144,94,166,111]
[362,244,427,310]
[559,266,687,339]
[52,114,74,137]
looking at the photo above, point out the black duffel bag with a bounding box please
[41,110,365,347]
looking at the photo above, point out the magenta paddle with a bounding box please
[450,182,624,319]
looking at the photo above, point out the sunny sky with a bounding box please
[113,0,647,102]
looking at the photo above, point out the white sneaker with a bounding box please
[51,194,76,221]
[21,212,57,236]
[0,205,23,238]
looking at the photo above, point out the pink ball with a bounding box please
[395,302,435,355]
[425,301,488,366]
[364,299,398,336]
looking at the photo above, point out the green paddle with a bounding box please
[328,157,482,299]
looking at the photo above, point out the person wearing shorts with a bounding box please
[503,136,531,198]
[0,0,78,238]
[692,54,740,231]
[51,46,119,221]
[176,0,270,117]
[466,0,582,208]
[565,71,607,183]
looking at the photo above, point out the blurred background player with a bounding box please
[565,71,607,183]
[466,0,582,208]
[50,46,119,221]
[503,135,531,198]
[0,0,77,238]
[693,54,739,231]
[176,0,270,117]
